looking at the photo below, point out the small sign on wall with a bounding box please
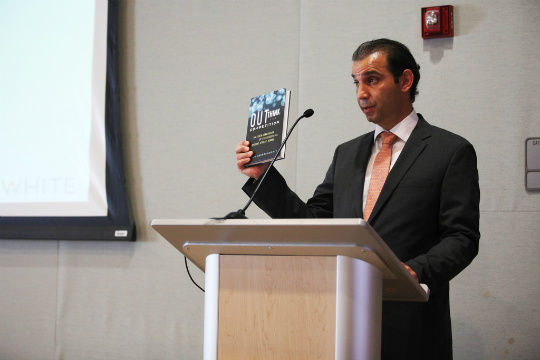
[526,137,540,190]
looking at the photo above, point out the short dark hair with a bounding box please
[352,39,421,103]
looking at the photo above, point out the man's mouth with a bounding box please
[362,105,375,113]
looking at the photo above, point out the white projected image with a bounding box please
[0,0,108,216]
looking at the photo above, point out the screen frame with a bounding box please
[0,0,136,241]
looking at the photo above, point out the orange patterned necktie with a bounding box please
[363,132,398,221]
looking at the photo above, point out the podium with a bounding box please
[152,218,429,360]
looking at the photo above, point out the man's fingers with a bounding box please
[402,263,418,282]
[237,157,251,167]
[235,141,250,154]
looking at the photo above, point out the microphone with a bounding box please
[216,109,315,220]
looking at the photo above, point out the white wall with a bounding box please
[1,1,539,359]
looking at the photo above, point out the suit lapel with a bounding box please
[353,133,374,218]
[368,115,432,222]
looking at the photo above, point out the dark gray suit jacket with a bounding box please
[243,114,480,359]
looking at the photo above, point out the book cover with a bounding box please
[245,88,290,167]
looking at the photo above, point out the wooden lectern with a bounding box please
[151,218,429,360]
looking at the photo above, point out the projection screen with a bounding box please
[0,0,135,240]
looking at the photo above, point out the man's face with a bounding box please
[351,52,411,130]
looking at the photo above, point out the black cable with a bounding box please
[184,256,204,292]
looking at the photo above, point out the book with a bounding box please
[244,88,291,167]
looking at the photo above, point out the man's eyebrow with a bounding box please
[351,70,381,79]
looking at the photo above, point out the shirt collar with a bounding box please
[373,110,419,142]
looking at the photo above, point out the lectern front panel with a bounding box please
[217,255,336,359]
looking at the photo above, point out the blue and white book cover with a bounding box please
[245,88,290,166]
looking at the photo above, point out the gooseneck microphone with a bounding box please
[216,108,315,220]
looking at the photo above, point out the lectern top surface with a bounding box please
[151,218,429,301]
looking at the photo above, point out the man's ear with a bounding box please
[400,69,414,93]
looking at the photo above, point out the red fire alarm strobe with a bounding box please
[422,5,454,39]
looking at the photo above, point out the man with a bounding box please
[235,38,480,359]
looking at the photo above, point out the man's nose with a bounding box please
[357,85,368,99]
